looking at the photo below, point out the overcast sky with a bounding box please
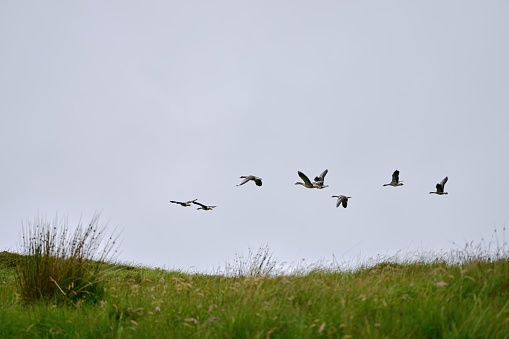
[1,1,508,272]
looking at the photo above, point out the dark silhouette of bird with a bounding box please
[313,169,328,188]
[332,195,351,208]
[170,199,197,207]
[192,201,217,210]
[295,171,328,189]
[430,177,448,195]
[383,170,404,187]
[237,175,263,187]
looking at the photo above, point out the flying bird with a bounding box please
[383,170,404,187]
[237,175,263,187]
[169,199,197,207]
[295,171,328,189]
[192,201,217,210]
[430,177,449,195]
[313,169,328,188]
[332,195,351,208]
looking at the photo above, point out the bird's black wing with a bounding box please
[192,201,207,208]
[237,177,250,186]
[392,170,400,183]
[298,171,313,185]
[342,198,348,208]
[314,169,328,182]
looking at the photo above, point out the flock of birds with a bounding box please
[170,170,449,211]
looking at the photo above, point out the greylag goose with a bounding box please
[332,195,351,208]
[237,175,263,186]
[430,177,448,195]
[170,199,197,207]
[192,201,217,210]
[295,171,328,189]
[313,169,328,188]
[383,170,403,187]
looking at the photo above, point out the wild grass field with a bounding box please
[0,215,508,338]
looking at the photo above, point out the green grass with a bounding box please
[1,250,508,338]
[2,218,508,337]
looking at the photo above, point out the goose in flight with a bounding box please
[383,170,404,187]
[170,199,197,207]
[313,169,328,188]
[295,171,328,189]
[332,195,351,208]
[237,175,263,187]
[430,177,448,195]
[192,201,217,210]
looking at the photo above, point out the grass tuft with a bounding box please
[223,244,279,277]
[15,213,119,305]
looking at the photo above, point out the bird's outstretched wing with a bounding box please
[237,177,251,186]
[192,201,207,208]
[314,169,328,182]
[392,170,400,183]
[298,171,313,186]
[341,197,348,208]
[336,196,343,208]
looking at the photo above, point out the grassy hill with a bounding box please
[1,250,508,338]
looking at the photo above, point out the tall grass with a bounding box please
[223,244,279,277]
[449,226,508,264]
[16,213,119,305]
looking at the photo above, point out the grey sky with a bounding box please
[1,1,508,271]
